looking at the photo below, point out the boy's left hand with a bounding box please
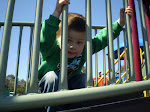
[118,6,133,27]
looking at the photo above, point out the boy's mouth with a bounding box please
[68,51,76,55]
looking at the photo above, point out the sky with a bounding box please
[0,0,142,80]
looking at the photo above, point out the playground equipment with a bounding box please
[0,0,150,111]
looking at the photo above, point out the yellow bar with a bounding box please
[144,90,149,97]
[116,72,126,84]
[140,48,143,64]
[95,50,126,86]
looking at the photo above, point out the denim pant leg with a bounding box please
[62,73,86,110]
[68,73,86,90]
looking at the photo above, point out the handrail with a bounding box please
[0,21,35,26]
[1,79,150,111]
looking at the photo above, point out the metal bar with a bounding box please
[105,0,115,84]
[143,0,150,46]
[0,21,35,27]
[38,54,41,67]
[129,0,142,81]
[117,36,121,83]
[0,0,15,96]
[123,0,135,81]
[14,26,23,95]
[92,25,125,30]
[25,27,34,94]
[138,0,150,79]
[29,0,43,93]
[0,80,150,111]
[0,22,125,30]
[94,29,98,87]
[0,26,1,52]
[92,25,105,29]
[123,30,128,81]
[58,5,68,90]
[103,48,106,85]
[86,0,93,87]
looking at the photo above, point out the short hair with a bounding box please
[56,13,86,38]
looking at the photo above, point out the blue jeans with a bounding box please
[38,71,86,111]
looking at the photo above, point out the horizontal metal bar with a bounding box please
[0,80,150,111]
[92,25,106,29]
[0,21,125,30]
[0,21,104,28]
[0,21,35,27]
[92,25,125,30]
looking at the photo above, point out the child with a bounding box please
[38,0,132,111]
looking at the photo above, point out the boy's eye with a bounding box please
[77,41,82,45]
[68,39,71,43]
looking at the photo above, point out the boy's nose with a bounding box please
[69,43,76,49]
[70,45,74,49]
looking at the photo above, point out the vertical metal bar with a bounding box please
[117,36,121,83]
[58,5,68,90]
[123,30,129,81]
[129,0,142,81]
[105,0,115,84]
[143,0,150,46]
[29,0,43,93]
[38,53,41,67]
[123,0,135,81]
[138,0,150,79]
[86,0,93,87]
[94,29,98,87]
[0,0,15,96]
[14,26,23,95]
[0,26,1,53]
[25,27,33,93]
[103,49,106,85]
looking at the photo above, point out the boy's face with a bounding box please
[58,30,85,58]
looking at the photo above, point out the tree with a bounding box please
[17,79,26,94]
[5,74,26,95]
[5,74,15,91]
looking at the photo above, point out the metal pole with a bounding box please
[138,0,150,79]
[143,0,150,45]
[0,0,15,96]
[105,0,115,84]
[117,36,122,83]
[29,0,43,93]
[86,0,93,87]
[25,27,34,93]
[103,49,106,85]
[128,0,142,81]
[14,26,23,95]
[123,0,135,81]
[123,30,129,81]
[94,29,98,87]
[0,79,150,111]
[0,26,1,53]
[58,5,68,90]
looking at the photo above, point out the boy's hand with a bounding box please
[53,0,70,18]
[118,6,133,27]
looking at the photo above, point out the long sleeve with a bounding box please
[92,21,123,54]
[40,15,60,60]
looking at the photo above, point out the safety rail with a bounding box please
[0,0,150,111]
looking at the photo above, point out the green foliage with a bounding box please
[5,74,26,95]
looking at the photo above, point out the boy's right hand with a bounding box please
[53,0,70,18]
